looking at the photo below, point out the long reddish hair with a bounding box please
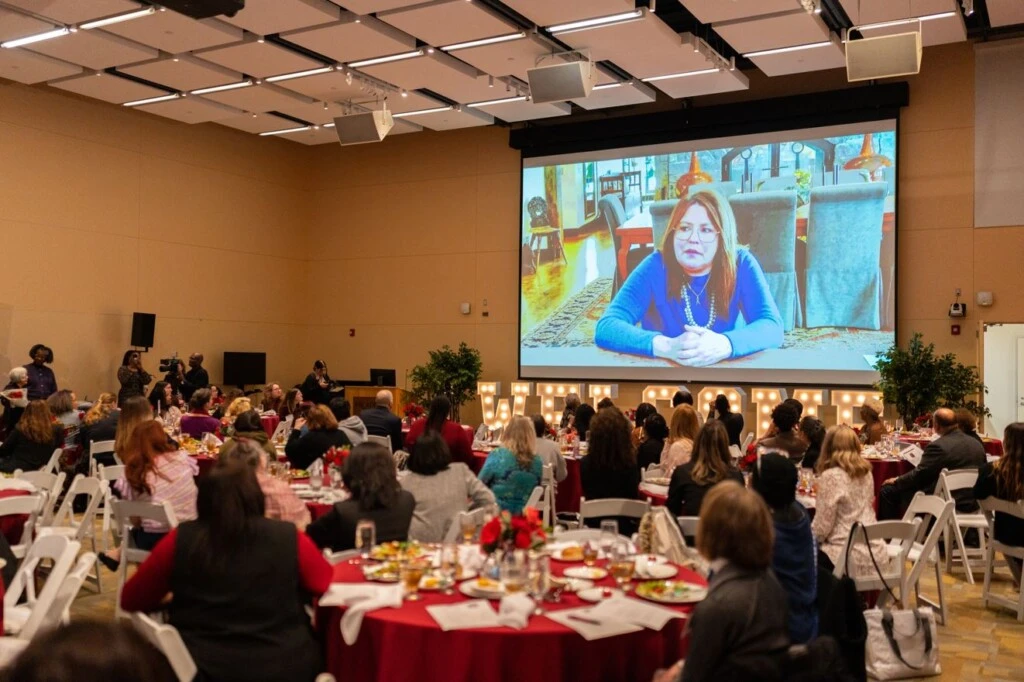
[123,420,178,496]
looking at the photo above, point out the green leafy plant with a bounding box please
[408,343,483,422]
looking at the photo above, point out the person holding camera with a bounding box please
[175,353,209,403]
[117,350,153,407]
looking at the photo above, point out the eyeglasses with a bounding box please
[674,224,720,244]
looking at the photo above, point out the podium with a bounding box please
[344,386,410,418]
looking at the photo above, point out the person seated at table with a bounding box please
[285,404,350,472]
[560,392,581,430]
[401,432,495,542]
[209,384,224,407]
[751,453,817,644]
[262,383,284,414]
[116,350,152,407]
[1,366,30,439]
[221,396,253,434]
[798,416,826,470]
[280,388,302,421]
[709,394,744,447]
[307,443,414,552]
[573,403,596,442]
[672,390,693,408]
[98,420,198,571]
[329,398,367,446]
[661,481,790,682]
[213,388,243,420]
[180,389,222,440]
[595,190,784,367]
[47,389,81,449]
[812,425,888,575]
[0,400,63,473]
[148,381,181,430]
[360,390,404,453]
[532,414,567,482]
[637,413,669,473]
[221,438,310,531]
[760,398,803,440]
[974,422,1024,586]
[597,397,615,410]
[955,407,984,445]
[479,416,543,514]
[757,403,806,463]
[661,404,700,475]
[122,460,332,682]
[220,410,277,461]
[667,421,743,517]
[581,409,641,532]
[79,392,119,472]
[404,396,472,465]
[113,396,153,465]
[631,402,657,448]
[858,398,887,446]
[878,408,986,520]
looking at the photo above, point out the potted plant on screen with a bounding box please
[409,342,483,423]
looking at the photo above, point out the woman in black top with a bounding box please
[798,417,826,470]
[667,420,744,517]
[117,350,152,407]
[580,408,641,533]
[300,360,332,405]
[974,422,1024,585]
[0,400,63,473]
[284,404,350,471]
[637,414,668,472]
[307,443,414,552]
[574,404,597,442]
[709,394,744,447]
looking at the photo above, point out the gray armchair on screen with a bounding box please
[687,181,739,199]
[600,195,649,295]
[648,200,677,252]
[729,190,802,331]
[804,182,887,329]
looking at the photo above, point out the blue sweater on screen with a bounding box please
[594,249,783,359]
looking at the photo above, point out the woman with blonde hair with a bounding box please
[284,403,349,471]
[80,393,119,472]
[661,404,700,475]
[0,400,63,473]
[812,424,888,574]
[479,415,542,513]
[114,396,154,466]
[84,393,116,426]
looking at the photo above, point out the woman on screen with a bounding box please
[595,191,784,366]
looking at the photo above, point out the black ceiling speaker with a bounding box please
[157,0,245,19]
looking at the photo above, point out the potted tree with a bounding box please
[408,343,483,423]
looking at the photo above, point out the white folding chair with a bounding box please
[442,507,488,543]
[892,493,954,624]
[835,519,922,607]
[3,535,80,640]
[131,612,198,682]
[552,528,634,546]
[642,464,665,481]
[89,439,118,476]
[46,552,98,628]
[676,516,699,538]
[538,464,555,527]
[524,486,543,512]
[322,548,361,564]
[112,499,178,620]
[37,474,107,592]
[366,434,392,453]
[741,432,755,452]
[0,495,45,559]
[43,447,63,475]
[579,497,651,528]
[97,463,126,551]
[979,497,1024,622]
[937,468,988,584]
[13,469,65,526]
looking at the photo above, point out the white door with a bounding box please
[1017,337,1024,422]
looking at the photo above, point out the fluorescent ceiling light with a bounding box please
[265,66,333,82]
[1,27,71,49]
[743,41,832,58]
[348,50,424,68]
[855,11,956,32]
[642,68,719,82]
[593,83,623,91]
[259,126,311,136]
[79,7,155,30]
[441,32,526,52]
[123,93,180,107]
[468,95,527,107]
[392,106,452,118]
[190,80,253,95]
[548,9,642,34]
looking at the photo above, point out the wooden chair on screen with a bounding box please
[526,196,565,268]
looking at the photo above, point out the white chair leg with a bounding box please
[950,520,976,585]
[982,542,994,609]
[934,560,947,625]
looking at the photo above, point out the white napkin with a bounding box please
[320,583,403,645]
[546,607,644,641]
[427,600,502,631]
[589,597,685,631]
[458,545,485,573]
[0,478,35,492]
[640,483,669,496]
[497,593,534,630]
[202,432,224,449]
[901,444,924,468]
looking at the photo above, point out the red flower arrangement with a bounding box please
[480,508,547,554]
[7,391,22,399]
[323,445,351,469]
[404,403,425,420]
[914,414,932,428]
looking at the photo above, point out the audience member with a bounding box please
[404,396,472,465]
[262,383,284,414]
[221,438,310,530]
[667,421,743,517]
[221,396,253,431]
[757,403,806,462]
[479,415,543,514]
[1,366,29,438]
[148,381,182,429]
[531,414,567,482]
[0,399,63,473]
[300,360,332,405]
[580,408,640,510]
[177,353,209,402]
[672,390,693,408]
[24,344,57,401]
[307,443,414,551]
[114,396,153,466]
[661,404,699,475]
[401,432,496,542]
[878,408,986,520]
[597,397,615,410]
[974,422,1024,586]
[751,453,818,644]
[710,394,744,447]
[280,388,303,421]
[285,404,350,471]
[116,350,152,406]
[209,383,224,407]
[220,410,276,460]
[859,398,887,445]
[573,403,597,442]
[80,392,119,468]
[813,425,888,575]
[637,414,669,472]
[783,398,803,419]
[214,388,244,420]
[631,402,657,448]
[955,407,984,445]
[122,461,331,682]
[360,390,404,453]
[560,392,581,430]
[798,417,826,470]
[180,388,221,440]
[47,388,81,449]
[329,398,367,446]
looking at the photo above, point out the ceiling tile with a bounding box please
[714,11,832,54]
[383,90,444,114]
[49,70,168,103]
[218,0,340,36]
[358,51,492,103]
[379,0,517,46]
[647,68,749,99]
[839,0,955,24]
[499,0,634,27]
[448,34,551,82]
[274,69,368,101]
[748,41,846,76]
[216,112,300,134]
[468,98,570,122]
[0,48,80,83]
[200,82,316,113]
[389,119,423,135]
[119,55,242,91]
[571,80,657,110]
[197,39,325,77]
[274,99,347,124]
[854,12,966,46]
[0,7,53,42]
[274,124,338,145]
[1,0,140,24]
[281,15,416,64]
[136,95,242,123]
[26,29,157,69]
[682,0,803,24]
[399,106,492,131]
[334,0,428,13]
[988,0,1024,27]
[102,10,242,54]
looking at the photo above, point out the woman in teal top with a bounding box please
[479,416,543,514]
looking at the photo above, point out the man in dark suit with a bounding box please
[359,390,403,453]
[877,407,986,520]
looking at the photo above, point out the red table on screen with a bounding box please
[318,558,700,682]
[470,451,584,514]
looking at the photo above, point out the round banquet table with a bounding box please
[308,501,332,521]
[192,454,216,478]
[260,414,280,439]
[897,434,1003,458]
[868,458,914,499]
[470,451,584,514]
[318,556,701,682]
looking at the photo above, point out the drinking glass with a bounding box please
[582,541,599,567]
[528,553,550,614]
[599,520,618,557]
[401,560,426,601]
[353,520,376,565]
[309,469,322,493]
[460,516,477,544]
[500,551,528,594]
[330,466,343,490]
[608,543,636,592]
[439,543,458,595]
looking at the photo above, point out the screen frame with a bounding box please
[222,351,267,388]
[517,112,900,388]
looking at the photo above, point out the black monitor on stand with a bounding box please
[369,368,396,387]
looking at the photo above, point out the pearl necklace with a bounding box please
[682,286,716,329]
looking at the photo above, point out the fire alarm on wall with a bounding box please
[951,324,961,336]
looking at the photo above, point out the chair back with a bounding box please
[938,468,980,497]
[835,519,921,598]
[4,535,80,640]
[729,190,799,271]
[13,469,64,526]
[112,499,178,619]
[648,199,677,249]
[43,447,63,475]
[97,463,125,484]
[901,493,954,577]
[0,494,45,558]
[131,612,198,682]
[48,474,106,538]
[580,497,651,524]
[442,507,488,543]
[45,552,97,629]
[524,486,543,512]
[599,195,627,256]
[526,196,550,227]
[89,439,116,475]
[676,516,699,537]
[366,434,392,453]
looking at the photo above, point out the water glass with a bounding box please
[500,551,528,594]
[401,560,426,601]
[608,543,636,591]
[354,520,376,564]
[309,470,322,493]
[599,520,618,557]
[330,466,343,490]
[528,553,550,612]
[460,516,477,544]
[439,543,458,594]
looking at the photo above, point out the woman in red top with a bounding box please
[404,395,473,465]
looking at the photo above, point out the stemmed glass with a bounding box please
[599,520,619,558]
[528,553,550,615]
[439,543,458,595]
[500,551,528,595]
[352,520,375,565]
[608,542,636,592]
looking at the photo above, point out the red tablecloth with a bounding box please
[896,435,1003,458]
[193,454,216,478]
[470,451,584,514]
[869,458,914,500]
[308,501,332,520]
[319,556,701,682]
[260,414,280,439]
[0,488,31,546]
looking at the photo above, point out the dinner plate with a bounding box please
[634,564,678,580]
[295,491,323,500]
[458,579,506,600]
[362,564,400,583]
[419,575,454,591]
[634,580,707,604]
[577,587,623,602]
[290,483,310,491]
[638,554,669,565]
[564,566,608,580]
[549,576,593,593]
[645,477,671,486]
[454,569,478,582]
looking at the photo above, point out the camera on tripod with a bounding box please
[159,353,181,373]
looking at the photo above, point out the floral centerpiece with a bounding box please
[0,389,28,408]
[403,402,425,426]
[480,508,547,555]
[324,445,351,471]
